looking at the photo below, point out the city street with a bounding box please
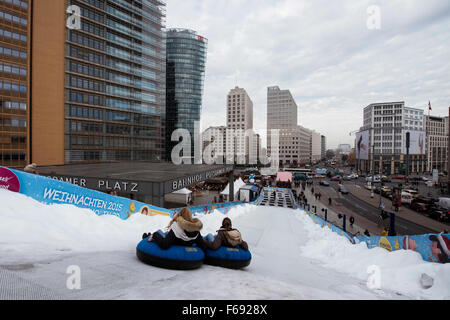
[302,178,448,236]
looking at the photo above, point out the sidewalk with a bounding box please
[347,184,449,233]
[295,184,384,237]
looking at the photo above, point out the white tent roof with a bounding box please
[172,188,192,195]
[220,178,246,195]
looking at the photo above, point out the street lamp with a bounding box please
[338,213,347,232]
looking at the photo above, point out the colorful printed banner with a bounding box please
[1,166,245,221]
[0,166,172,220]
[356,234,450,264]
[300,205,450,264]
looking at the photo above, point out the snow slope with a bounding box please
[0,189,448,300]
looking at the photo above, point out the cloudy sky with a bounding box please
[166,0,450,149]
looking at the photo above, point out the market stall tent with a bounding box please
[221,178,246,202]
[164,188,192,205]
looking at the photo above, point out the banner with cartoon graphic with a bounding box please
[356,234,450,264]
[0,166,172,220]
[300,203,450,264]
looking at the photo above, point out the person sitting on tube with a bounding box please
[142,207,207,251]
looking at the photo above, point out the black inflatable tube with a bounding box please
[204,256,251,269]
[136,248,204,270]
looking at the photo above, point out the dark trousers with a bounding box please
[152,230,207,251]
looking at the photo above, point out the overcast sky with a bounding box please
[166,0,450,149]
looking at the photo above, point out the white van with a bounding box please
[438,197,450,210]
[403,189,419,198]
[401,192,414,205]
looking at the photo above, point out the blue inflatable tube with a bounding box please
[136,234,205,270]
[203,235,252,269]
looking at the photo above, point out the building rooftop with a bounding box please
[37,162,233,184]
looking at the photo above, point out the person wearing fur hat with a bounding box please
[428,233,450,264]
[142,207,207,251]
[204,217,249,251]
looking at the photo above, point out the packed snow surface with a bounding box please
[0,189,448,300]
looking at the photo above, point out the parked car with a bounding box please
[392,175,406,180]
[427,205,450,223]
[410,201,429,213]
[379,186,392,198]
[365,176,381,183]
[339,186,349,194]
[320,180,330,186]
[403,189,420,199]
[381,176,391,182]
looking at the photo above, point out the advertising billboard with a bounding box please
[355,130,370,160]
[403,130,426,155]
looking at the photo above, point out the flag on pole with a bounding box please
[428,101,432,111]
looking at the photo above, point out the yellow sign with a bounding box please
[379,237,393,252]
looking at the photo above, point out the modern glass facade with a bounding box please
[65,0,166,163]
[0,0,29,168]
[165,28,207,160]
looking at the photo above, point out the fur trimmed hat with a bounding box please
[436,233,450,256]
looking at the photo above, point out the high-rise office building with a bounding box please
[321,135,326,160]
[267,86,304,166]
[310,130,322,164]
[31,0,166,166]
[360,102,425,174]
[0,0,30,168]
[267,86,298,130]
[424,115,448,173]
[226,86,254,163]
[298,126,311,165]
[202,125,226,163]
[278,127,301,166]
[165,28,207,161]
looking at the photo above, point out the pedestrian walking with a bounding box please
[328,197,332,206]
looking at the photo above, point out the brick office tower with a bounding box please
[31,0,166,165]
[0,0,30,168]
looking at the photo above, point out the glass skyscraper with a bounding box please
[31,0,166,165]
[65,0,166,163]
[165,28,207,161]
